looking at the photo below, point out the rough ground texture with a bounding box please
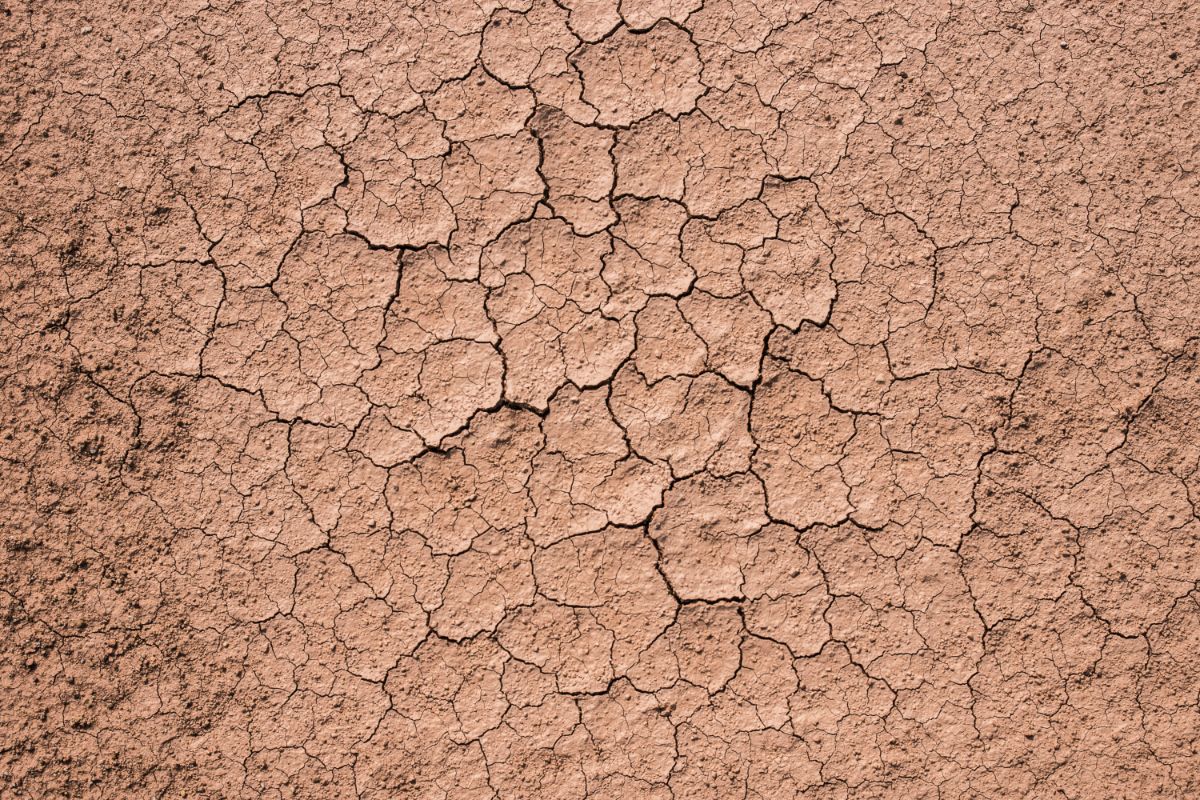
[2,1,1200,798]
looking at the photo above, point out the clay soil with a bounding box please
[3,1,1200,798]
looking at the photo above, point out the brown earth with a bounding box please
[2,0,1200,797]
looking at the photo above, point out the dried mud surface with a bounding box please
[2,1,1200,798]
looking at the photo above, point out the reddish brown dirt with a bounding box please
[3,1,1200,798]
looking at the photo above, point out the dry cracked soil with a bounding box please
[2,0,1200,798]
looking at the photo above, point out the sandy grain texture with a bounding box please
[2,0,1200,797]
